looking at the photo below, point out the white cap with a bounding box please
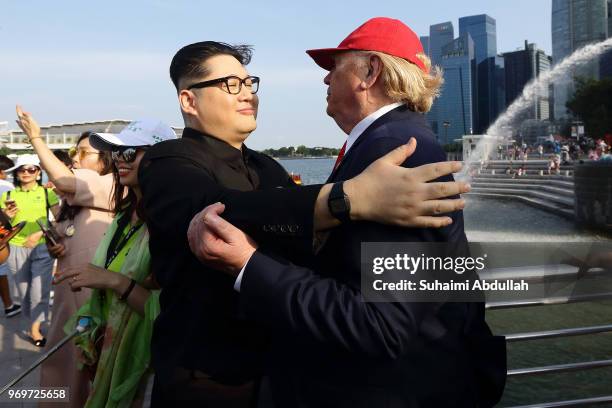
[6,154,41,172]
[89,118,177,151]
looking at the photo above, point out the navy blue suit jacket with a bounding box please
[240,106,506,407]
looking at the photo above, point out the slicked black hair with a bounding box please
[169,41,253,91]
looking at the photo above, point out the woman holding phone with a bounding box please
[0,154,60,347]
[15,106,115,408]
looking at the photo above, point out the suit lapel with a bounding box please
[326,105,414,182]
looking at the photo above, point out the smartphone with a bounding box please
[0,210,12,231]
[4,199,16,208]
[36,220,60,246]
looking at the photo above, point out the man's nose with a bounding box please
[237,85,254,101]
[323,72,331,85]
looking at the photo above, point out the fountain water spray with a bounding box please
[457,37,612,179]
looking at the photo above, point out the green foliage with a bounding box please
[261,146,340,157]
[566,78,612,139]
[443,142,462,152]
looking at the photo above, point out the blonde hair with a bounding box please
[354,51,443,113]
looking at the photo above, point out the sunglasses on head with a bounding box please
[17,166,39,174]
[111,147,147,163]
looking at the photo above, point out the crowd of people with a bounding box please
[1,17,507,408]
[471,136,610,179]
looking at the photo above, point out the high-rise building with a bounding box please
[458,14,500,133]
[420,36,430,58]
[429,22,454,65]
[552,0,608,118]
[426,22,454,138]
[436,33,475,144]
[477,56,506,133]
[503,42,552,122]
[459,14,497,65]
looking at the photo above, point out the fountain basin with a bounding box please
[574,160,612,232]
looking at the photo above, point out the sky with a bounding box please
[0,0,552,150]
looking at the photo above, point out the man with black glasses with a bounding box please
[139,41,470,406]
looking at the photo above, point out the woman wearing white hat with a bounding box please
[54,119,176,407]
[1,154,60,347]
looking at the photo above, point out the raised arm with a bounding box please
[16,105,77,194]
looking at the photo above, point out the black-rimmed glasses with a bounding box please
[111,147,147,163]
[187,75,260,95]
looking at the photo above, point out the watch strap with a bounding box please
[328,182,351,223]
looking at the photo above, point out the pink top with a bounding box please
[56,169,115,271]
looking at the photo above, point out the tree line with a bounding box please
[260,145,340,158]
[566,77,612,140]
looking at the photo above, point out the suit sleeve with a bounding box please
[240,250,433,359]
[138,154,322,253]
[238,134,467,358]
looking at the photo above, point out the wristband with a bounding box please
[119,278,137,301]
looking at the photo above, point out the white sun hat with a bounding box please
[6,154,41,172]
[89,118,177,151]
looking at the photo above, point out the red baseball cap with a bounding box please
[306,17,427,73]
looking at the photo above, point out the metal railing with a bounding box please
[488,290,612,407]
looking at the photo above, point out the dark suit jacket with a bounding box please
[239,106,507,407]
[139,128,322,398]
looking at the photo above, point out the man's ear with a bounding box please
[363,55,383,89]
[179,89,198,117]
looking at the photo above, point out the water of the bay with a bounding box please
[279,157,612,407]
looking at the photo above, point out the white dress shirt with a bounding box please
[344,102,403,156]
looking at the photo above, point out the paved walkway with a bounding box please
[1,309,153,407]
[0,312,45,408]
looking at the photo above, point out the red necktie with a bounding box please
[333,142,347,171]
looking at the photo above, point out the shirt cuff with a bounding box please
[233,252,255,292]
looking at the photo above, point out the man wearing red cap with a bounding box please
[189,18,506,407]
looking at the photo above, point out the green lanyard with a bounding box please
[104,214,142,269]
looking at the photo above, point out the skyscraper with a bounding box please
[552,0,608,118]
[420,36,430,58]
[427,22,454,137]
[458,14,500,133]
[436,33,475,144]
[477,56,506,133]
[503,42,552,122]
[459,14,497,65]
[429,22,454,65]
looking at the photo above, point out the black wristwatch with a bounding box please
[328,182,351,223]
